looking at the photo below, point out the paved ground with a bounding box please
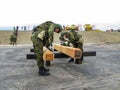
[0,43,120,90]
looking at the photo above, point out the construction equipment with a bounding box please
[83,24,93,31]
[65,25,79,31]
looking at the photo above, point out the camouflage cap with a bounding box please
[54,24,62,33]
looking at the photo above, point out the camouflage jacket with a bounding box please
[31,21,57,47]
[59,30,83,44]
[10,34,17,42]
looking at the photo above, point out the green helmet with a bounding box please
[54,24,62,33]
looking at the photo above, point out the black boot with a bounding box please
[68,58,74,63]
[38,67,50,76]
[80,55,84,62]
[41,67,49,72]
[75,59,82,64]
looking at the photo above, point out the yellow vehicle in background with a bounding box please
[83,24,93,31]
[63,24,94,31]
[65,25,79,31]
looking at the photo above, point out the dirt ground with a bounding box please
[0,31,120,45]
[0,43,120,90]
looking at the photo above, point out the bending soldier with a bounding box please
[59,26,84,64]
[31,21,62,76]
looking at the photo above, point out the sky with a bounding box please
[0,0,120,27]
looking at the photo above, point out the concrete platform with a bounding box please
[0,44,120,90]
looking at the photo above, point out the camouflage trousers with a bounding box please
[10,35,17,46]
[73,43,83,61]
[33,40,44,67]
[10,38,17,46]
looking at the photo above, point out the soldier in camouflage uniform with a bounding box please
[10,34,17,46]
[9,30,17,46]
[59,25,84,64]
[31,21,62,76]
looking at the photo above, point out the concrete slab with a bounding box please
[0,44,120,90]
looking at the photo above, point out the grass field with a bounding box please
[0,30,120,45]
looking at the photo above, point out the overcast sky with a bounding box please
[0,0,120,26]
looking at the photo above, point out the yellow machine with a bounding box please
[63,24,93,31]
[84,24,93,31]
[65,25,79,31]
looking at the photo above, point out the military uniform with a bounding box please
[59,25,84,64]
[31,21,62,76]
[68,29,84,64]
[9,32,17,46]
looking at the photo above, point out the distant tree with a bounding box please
[27,26,30,30]
[13,27,15,30]
[24,26,26,30]
[16,26,19,30]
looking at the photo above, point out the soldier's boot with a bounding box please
[41,67,49,72]
[75,54,84,64]
[75,59,82,64]
[80,55,84,62]
[38,67,50,76]
[68,58,74,63]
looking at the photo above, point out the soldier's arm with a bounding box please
[48,24,54,44]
